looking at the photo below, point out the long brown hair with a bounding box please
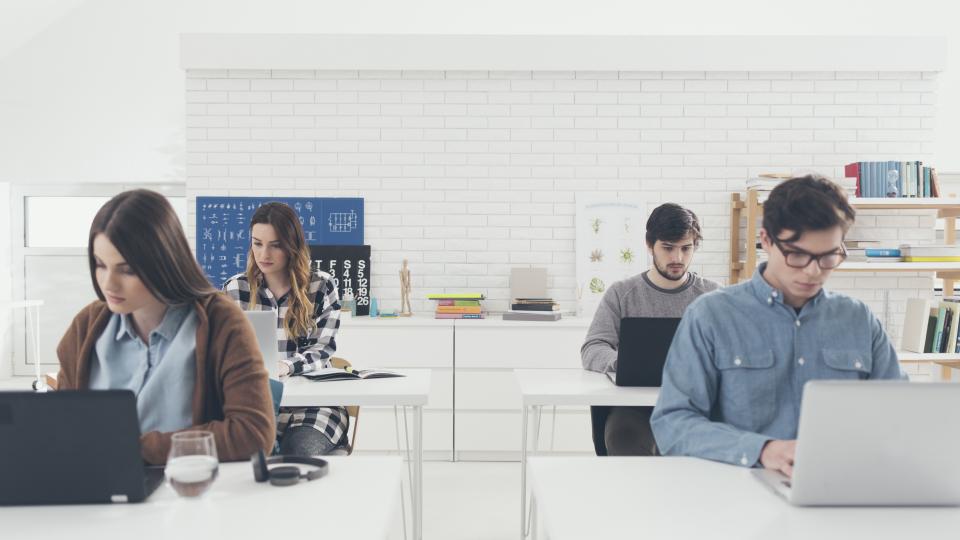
[88,189,216,305]
[246,202,315,339]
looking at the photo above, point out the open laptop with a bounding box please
[245,310,281,379]
[753,380,960,506]
[0,390,164,505]
[607,317,681,386]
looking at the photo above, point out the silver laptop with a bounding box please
[753,380,960,506]
[244,310,280,379]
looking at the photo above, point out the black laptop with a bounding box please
[607,317,681,387]
[0,390,165,505]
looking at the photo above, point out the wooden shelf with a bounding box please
[836,262,960,273]
[848,197,960,211]
[897,352,960,363]
[729,191,960,294]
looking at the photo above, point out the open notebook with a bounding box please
[303,367,404,382]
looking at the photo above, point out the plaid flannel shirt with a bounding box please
[222,270,348,446]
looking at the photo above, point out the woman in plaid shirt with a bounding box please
[222,202,347,456]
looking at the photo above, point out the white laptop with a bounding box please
[753,380,960,506]
[244,310,281,380]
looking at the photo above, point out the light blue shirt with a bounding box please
[650,263,906,468]
[89,304,198,435]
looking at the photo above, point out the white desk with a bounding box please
[529,456,960,540]
[1,457,404,540]
[281,369,431,540]
[514,369,659,539]
[0,377,33,391]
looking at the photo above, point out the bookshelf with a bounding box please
[728,193,960,295]
[730,193,960,379]
[897,352,959,381]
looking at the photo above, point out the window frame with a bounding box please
[10,183,185,376]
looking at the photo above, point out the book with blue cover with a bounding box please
[865,248,901,257]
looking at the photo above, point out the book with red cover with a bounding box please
[844,162,861,197]
[436,306,482,314]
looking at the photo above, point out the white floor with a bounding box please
[422,461,520,540]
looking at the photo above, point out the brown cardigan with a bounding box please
[56,293,276,465]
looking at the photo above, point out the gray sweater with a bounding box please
[581,271,721,373]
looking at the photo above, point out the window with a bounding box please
[10,184,186,376]
[25,195,188,248]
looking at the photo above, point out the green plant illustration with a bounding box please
[590,249,603,262]
[620,248,634,263]
[589,277,605,294]
[591,218,602,234]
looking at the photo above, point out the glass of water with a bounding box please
[166,431,219,498]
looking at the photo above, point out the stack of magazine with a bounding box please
[503,298,561,321]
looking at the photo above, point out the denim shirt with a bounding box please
[650,263,906,468]
[89,304,197,435]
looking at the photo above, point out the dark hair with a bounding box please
[762,175,856,243]
[645,203,703,247]
[245,202,316,339]
[88,189,216,305]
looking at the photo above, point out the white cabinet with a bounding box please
[332,315,595,461]
[454,319,588,369]
[336,317,455,460]
[453,318,592,460]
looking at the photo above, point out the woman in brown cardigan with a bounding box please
[56,189,275,465]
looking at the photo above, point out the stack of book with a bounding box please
[843,240,881,262]
[902,297,960,354]
[503,298,561,322]
[900,244,960,263]
[746,174,856,202]
[844,161,941,198]
[428,293,486,319]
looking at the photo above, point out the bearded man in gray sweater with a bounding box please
[581,203,721,456]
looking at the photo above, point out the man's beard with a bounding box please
[653,258,688,282]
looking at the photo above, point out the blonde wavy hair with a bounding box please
[246,202,316,340]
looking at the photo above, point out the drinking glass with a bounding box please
[166,431,219,498]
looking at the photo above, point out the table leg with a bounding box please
[521,404,529,539]
[530,494,538,540]
[414,405,423,540]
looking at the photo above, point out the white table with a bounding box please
[529,456,960,540]
[514,369,659,539]
[0,377,34,391]
[281,369,431,540]
[1,457,404,540]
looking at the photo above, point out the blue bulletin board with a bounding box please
[196,197,364,287]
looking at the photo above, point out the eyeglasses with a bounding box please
[771,238,847,270]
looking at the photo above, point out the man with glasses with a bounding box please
[651,175,905,478]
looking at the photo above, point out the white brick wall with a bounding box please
[184,69,940,375]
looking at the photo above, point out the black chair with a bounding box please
[590,406,612,456]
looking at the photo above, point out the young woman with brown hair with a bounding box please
[222,202,346,456]
[56,189,276,465]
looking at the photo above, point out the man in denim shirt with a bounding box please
[651,175,906,478]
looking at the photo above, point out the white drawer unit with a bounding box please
[453,318,592,460]
[326,314,595,461]
[335,316,455,459]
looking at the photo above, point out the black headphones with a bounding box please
[251,449,329,487]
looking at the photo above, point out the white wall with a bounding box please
[0,182,11,378]
[1,0,960,184]
[184,67,937,378]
